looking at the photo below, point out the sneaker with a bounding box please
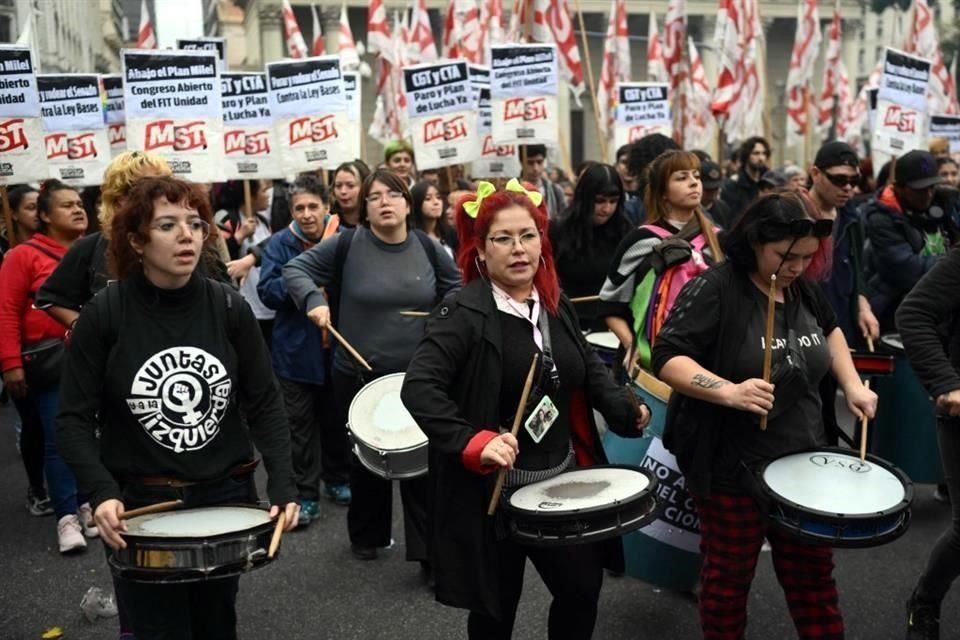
[324,483,352,505]
[296,499,320,528]
[78,503,100,538]
[933,484,950,505]
[26,487,54,517]
[57,515,87,554]
[351,543,377,560]
[906,589,940,639]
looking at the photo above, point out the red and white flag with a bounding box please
[479,0,505,64]
[647,13,668,84]
[597,0,630,139]
[528,0,584,99]
[785,0,822,147]
[339,4,361,70]
[410,0,439,63]
[367,0,392,55]
[685,36,716,150]
[136,0,156,49]
[443,0,482,63]
[281,0,309,59]
[710,0,764,145]
[817,2,853,141]
[906,0,959,115]
[662,0,686,92]
[310,5,324,56]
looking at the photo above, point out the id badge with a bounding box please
[524,395,559,444]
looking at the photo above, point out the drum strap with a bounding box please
[538,305,560,390]
[504,445,574,489]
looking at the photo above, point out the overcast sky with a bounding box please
[154,0,205,48]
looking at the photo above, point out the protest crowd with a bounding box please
[4,0,960,639]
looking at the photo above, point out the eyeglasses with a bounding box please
[150,217,210,240]
[487,231,542,248]
[823,172,860,188]
[365,190,405,205]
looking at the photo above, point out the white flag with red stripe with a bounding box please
[310,5,324,56]
[527,0,583,99]
[367,0,392,55]
[443,0,482,63]
[281,0,309,59]
[411,0,439,63]
[662,0,686,92]
[785,0,822,147]
[339,5,361,70]
[685,36,716,150]
[818,2,853,141]
[906,0,959,115]
[710,0,763,145]
[597,0,630,139]
[479,0,505,64]
[647,13,668,84]
[136,0,156,49]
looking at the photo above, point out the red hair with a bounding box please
[455,187,560,314]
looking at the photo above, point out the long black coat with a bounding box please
[401,278,641,619]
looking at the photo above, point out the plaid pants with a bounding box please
[695,493,844,640]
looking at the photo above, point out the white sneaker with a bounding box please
[58,514,87,554]
[78,503,99,538]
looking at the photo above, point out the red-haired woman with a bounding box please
[401,179,651,639]
[55,176,298,639]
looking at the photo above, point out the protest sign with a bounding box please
[0,46,47,184]
[177,38,227,71]
[341,71,362,164]
[929,114,960,153]
[873,48,930,156]
[404,60,477,169]
[266,56,349,173]
[472,86,520,178]
[613,82,672,149]
[490,45,559,146]
[221,72,281,180]
[103,74,126,157]
[37,74,110,186]
[122,49,224,182]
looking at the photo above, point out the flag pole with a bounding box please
[573,0,607,162]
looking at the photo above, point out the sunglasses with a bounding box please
[823,172,860,188]
[782,218,834,238]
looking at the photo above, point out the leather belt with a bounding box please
[135,459,259,488]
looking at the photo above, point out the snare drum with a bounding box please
[348,373,428,480]
[585,332,620,368]
[758,448,913,548]
[505,465,658,547]
[108,506,276,583]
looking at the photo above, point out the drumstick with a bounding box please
[399,310,429,317]
[327,324,373,372]
[569,295,600,304]
[859,337,876,463]
[487,353,540,516]
[268,511,287,559]
[760,274,777,431]
[119,500,183,521]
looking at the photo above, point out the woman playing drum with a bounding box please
[401,179,650,639]
[56,177,299,640]
[652,192,877,639]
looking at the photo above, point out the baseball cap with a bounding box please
[895,150,943,189]
[759,170,786,189]
[814,141,859,170]
[700,161,723,190]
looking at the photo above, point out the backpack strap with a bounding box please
[329,227,357,326]
[209,280,243,341]
[23,241,61,262]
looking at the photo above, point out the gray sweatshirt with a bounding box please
[282,227,461,375]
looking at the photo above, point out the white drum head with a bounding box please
[348,373,427,451]
[509,467,650,514]
[762,451,906,515]
[585,332,620,351]
[881,334,904,352]
[125,506,271,538]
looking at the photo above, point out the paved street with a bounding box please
[0,400,957,640]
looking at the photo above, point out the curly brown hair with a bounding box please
[109,176,214,280]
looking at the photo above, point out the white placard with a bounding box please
[102,74,126,157]
[491,95,559,146]
[469,64,490,109]
[266,56,349,173]
[0,46,47,184]
[472,136,521,178]
[873,99,926,156]
[490,44,558,98]
[177,37,227,71]
[404,61,477,169]
[122,49,224,182]
[221,72,281,180]
[877,48,931,113]
[613,82,672,149]
[342,71,362,163]
[637,438,701,554]
[37,75,109,186]
[929,114,960,153]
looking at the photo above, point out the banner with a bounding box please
[613,82,671,149]
[177,37,227,71]
[266,56,349,173]
[122,49,224,182]
[929,114,960,153]
[341,71,362,163]
[103,74,127,157]
[404,60,477,169]
[221,72,281,180]
[490,44,559,145]
[0,46,47,184]
[873,49,931,156]
[472,86,520,178]
[37,75,110,186]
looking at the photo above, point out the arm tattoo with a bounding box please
[691,374,729,390]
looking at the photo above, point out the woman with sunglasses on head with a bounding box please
[652,191,877,640]
[549,163,633,332]
[55,176,298,640]
[401,179,650,639]
[283,169,460,567]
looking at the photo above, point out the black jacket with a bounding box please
[719,168,761,219]
[401,278,640,618]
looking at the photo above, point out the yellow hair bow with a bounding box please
[462,178,544,219]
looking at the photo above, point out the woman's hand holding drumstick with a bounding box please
[95,499,185,550]
[307,305,373,372]
[267,502,299,558]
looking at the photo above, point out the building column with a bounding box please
[322,7,340,55]
[259,3,284,64]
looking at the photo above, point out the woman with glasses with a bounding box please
[283,169,460,568]
[401,179,650,639]
[56,176,299,639]
[651,192,877,640]
[549,163,633,332]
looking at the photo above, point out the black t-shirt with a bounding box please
[499,311,585,471]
